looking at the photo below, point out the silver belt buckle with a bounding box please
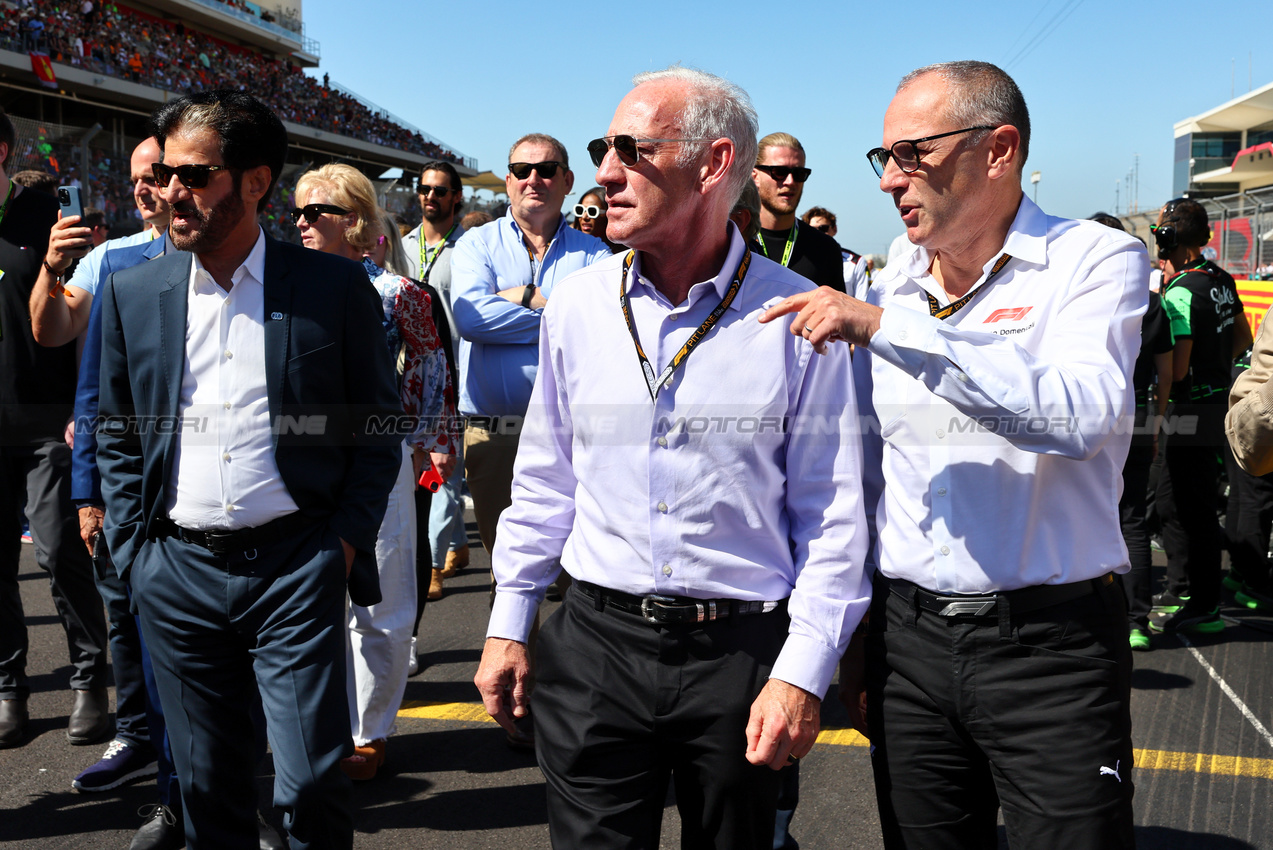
[640,594,677,623]
[937,597,998,617]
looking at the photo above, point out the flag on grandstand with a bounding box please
[29,52,57,89]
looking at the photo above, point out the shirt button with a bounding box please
[940,545,950,555]
[898,329,909,341]
[224,350,233,359]
[937,487,947,496]
[223,401,231,410]
[657,436,668,447]
[222,452,231,462]
[657,501,668,513]
[225,504,233,512]
[662,564,673,576]
[936,428,946,439]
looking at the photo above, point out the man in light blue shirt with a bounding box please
[449,134,609,561]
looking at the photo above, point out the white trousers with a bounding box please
[346,445,417,745]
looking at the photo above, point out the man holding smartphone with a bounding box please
[0,106,110,750]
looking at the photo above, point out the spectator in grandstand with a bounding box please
[401,161,467,605]
[295,163,455,781]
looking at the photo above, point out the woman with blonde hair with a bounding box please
[293,163,456,780]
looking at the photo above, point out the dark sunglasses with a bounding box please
[865,125,997,178]
[587,135,712,168]
[151,162,229,190]
[418,184,454,198]
[289,203,351,224]
[573,204,604,219]
[753,164,812,184]
[508,161,566,180]
[814,223,832,233]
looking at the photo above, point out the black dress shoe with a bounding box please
[0,698,29,748]
[68,687,112,745]
[129,804,184,850]
[257,811,286,850]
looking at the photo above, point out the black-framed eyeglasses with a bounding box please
[508,161,566,180]
[418,184,455,198]
[753,164,812,184]
[151,162,229,190]
[587,135,712,168]
[289,203,350,225]
[573,203,604,219]
[865,126,997,178]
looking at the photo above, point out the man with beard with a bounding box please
[402,160,467,603]
[752,133,844,292]
[96,90,402,849]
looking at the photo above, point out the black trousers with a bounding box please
[1224,444,1273,592]
[865,576,1135,850]
[0,441,108,699]
[133,522,352,850]
[1157,403,1225,609]
[1120,443,1155,630]
[533,584,787,850]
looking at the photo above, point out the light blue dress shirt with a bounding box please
[449,212,610,417]
[66,227,158,296]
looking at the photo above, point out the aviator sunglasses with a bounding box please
[587,135,712,168]
[290,203,351,224]
[573,204,604,219]
[865,125,997,178]
[753,164,812,184]
[151,162,229,190]
[508,161,566,180]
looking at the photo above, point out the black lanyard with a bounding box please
[926,253,1013,320]
[619,248,750,403]
[1163,258,1212,291]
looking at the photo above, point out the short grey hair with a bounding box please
[508,133,568,169]
[631,66,759,205]
[897,60,1030,168]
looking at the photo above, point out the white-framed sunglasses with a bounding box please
[573,204,604,219]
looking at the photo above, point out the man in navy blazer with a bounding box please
[96,91,402,850]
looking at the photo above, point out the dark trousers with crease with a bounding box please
[132,522,352,850]
[865,575,1136,850]
[533,584,786,850]
[1156,402,1225,609]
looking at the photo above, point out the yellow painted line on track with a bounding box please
[398,702,1273,780]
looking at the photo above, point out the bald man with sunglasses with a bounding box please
[449,136,609,703]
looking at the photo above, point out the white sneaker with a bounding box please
[407,636,419,677]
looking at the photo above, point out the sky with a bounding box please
[301,0,1273,257]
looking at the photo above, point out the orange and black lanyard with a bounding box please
[927,253,1013,319]
[619,248,751,403]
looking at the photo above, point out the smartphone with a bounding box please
[58,185,83,220]
[90,531,108,566]
[418,463,445,493]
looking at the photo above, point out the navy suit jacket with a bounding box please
[96,234,403,606]
[72,234,166,508]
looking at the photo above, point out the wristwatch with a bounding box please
[521,284,537,308]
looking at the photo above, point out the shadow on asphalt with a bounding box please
[1131,668,1194,690]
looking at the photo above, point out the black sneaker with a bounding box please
[1235,585,1273,612]
[73,738,158,792]
[1149,605,1224,634]
[1151,590,1190,614]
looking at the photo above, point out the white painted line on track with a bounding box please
[1180,634,1273,751]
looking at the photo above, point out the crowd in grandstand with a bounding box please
[1,0,464,163]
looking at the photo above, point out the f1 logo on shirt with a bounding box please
[983,306,1033,323]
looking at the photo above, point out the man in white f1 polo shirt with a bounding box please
[764,60,1147,849]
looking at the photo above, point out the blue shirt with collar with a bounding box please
[449,211,610,417]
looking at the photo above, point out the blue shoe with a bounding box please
[73,738,158,792]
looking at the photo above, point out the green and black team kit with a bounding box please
[1161,258,1244,403]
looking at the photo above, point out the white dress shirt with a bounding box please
[856,195,1149,594]
[488,225,870,698]
[167,228,299,529]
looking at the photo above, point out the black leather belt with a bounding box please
[575,579,777,625]
[465,415,523,434]
[887,573,1114,618]
[154,513,316,557]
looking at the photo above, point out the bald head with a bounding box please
[130,136,170,229]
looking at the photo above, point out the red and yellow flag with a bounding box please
[29,52,57,88]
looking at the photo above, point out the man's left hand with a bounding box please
[759,287,883,353]
[745,678,821,771]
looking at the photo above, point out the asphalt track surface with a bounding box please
[2,518,1271,849]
